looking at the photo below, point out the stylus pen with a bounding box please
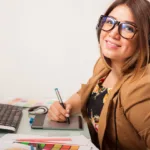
[55,88,70,124]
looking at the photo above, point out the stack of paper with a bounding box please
[6,98,56,107]
[0,134,99,150]
[0,143,32,150]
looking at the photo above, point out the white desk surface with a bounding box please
[0,108,91,138]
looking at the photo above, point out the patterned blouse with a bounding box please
[87,77,112,132]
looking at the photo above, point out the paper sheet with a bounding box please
[0,134,99,150]
[6,98,56,107]
[0,142,32,150]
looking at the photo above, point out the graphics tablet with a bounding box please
[31,114,83,130]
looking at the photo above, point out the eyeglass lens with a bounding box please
[99,16,136,39]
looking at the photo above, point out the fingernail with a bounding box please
[65,114,69,117]
[67,109,70,113]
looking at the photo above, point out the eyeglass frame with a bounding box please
[96,15,138,39]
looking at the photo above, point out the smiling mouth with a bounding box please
[106,40,121,47]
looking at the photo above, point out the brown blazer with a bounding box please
[78,58,150,150]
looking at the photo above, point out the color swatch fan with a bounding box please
[0,134,99,150]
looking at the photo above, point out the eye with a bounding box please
[122,24,135,33]
[105,18,114,25]
[125,27,134,33]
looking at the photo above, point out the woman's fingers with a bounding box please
[48,109,59,121]
[52,106,66,121]
[65,103,72,113]
[48,109,67,122]
[48,101,71,122]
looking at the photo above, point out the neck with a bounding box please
[110,60,123,78]
[102,60,123,88]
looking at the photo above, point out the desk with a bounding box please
[0,108,91,138]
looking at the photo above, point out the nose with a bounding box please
[108,25,120,40]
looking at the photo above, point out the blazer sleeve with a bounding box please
[124,77,150,148]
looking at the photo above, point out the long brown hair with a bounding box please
[97,0,150,77]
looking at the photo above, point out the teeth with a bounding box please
[107,41,118,46]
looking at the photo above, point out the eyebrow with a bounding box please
[108,15,137,26]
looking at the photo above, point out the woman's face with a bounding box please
[100,4,138,64]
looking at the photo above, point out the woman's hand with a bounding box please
[48,101,72,122]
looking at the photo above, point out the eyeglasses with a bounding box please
[96,15,138,39]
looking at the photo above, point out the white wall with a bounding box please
[0,0,113,101]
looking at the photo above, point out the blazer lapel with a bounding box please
[98,74,132,149]
[81,67,110,106]
[81,67,110,118]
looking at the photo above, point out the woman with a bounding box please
[48,0,150,149]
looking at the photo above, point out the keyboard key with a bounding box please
[0,104,23,133]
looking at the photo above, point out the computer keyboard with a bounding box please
[0,103,23,133]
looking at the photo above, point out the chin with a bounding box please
[103,53,123,61]
[102,52,118,60]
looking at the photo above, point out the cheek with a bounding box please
[100,31,106,40]
[99,32,107,46]
[123,39,138,56]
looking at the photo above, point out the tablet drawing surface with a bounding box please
[32,114,83,130]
